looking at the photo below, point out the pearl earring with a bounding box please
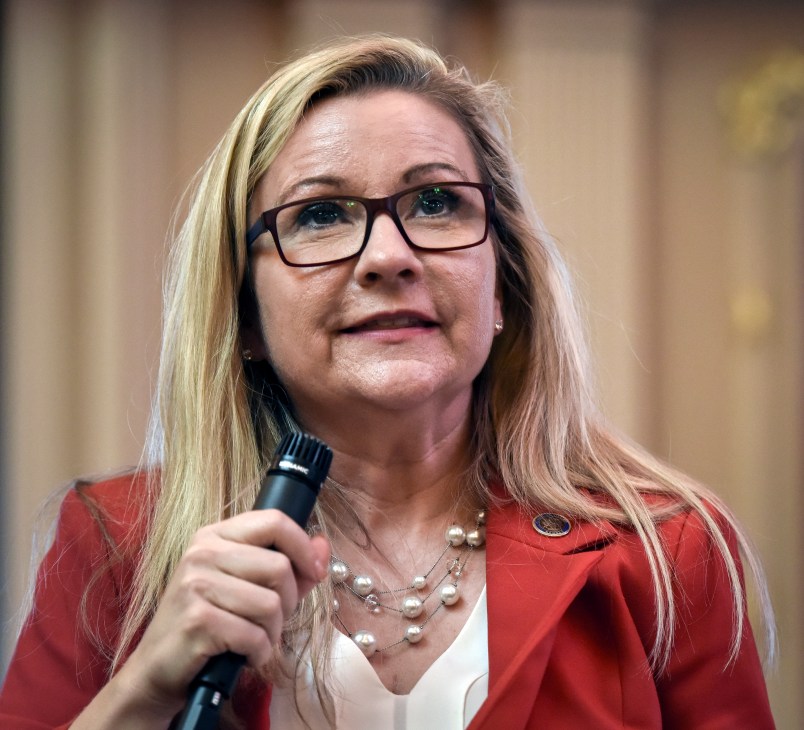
[494,319,504,334]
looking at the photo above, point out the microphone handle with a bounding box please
[171,471,320,730]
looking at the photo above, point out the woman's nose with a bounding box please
[353,212,424,285]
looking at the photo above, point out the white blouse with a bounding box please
[269,587,489,729]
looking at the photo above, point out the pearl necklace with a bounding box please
[329,510,486,656]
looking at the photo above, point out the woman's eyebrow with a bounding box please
[278,175,348,205]
[401,163,469,184]
[275,164,470,206]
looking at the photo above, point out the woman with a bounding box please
[0,35,775,729]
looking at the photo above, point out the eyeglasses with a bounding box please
[246,181,495,267]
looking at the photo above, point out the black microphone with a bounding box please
[172,432,333,730]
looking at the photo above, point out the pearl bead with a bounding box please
[412,575,427,590]
[445,525,466,547]
[405,625,424,644]
[353,575,374,596]
[476,510,487,525]
[364,594,381,613]
[333,598,340,612]
[352,630,377,657]
[466,527,485,547]
[440,583,460,606]
[401,596,424,618]
[330,561,350,583]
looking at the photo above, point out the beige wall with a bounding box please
[653,6,803,724]
[2,0,801,724]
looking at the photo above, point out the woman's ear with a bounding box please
[240,320,268,361]
[238,281,269,361]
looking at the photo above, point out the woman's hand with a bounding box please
[72,509,330,728]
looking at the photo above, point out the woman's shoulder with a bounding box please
[58,469,154,554]
[583,493,740,580]
[568,494,747,634]
[488,486,738,577]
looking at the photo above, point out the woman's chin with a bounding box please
[294,363,474,420]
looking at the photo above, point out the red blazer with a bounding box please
[0,474,775,729]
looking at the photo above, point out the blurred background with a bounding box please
[1,0,801,724]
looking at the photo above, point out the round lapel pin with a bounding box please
[532,512,571,537]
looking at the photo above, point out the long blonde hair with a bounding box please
[115,35,775,689]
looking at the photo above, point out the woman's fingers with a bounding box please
[174,589,279,665]
[178,508,327,637]
[123,509,330,707]
[306,534,332,593]
[176,548,297,636]
[183,509,329,612]
[199,508,327,584]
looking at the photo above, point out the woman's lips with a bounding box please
[344,316,437,333]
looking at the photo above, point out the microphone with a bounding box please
[172,432,333,730]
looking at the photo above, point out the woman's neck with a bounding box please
[313,409,477,530]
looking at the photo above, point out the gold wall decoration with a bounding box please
[718,47,804,158]
[730,284,773,343]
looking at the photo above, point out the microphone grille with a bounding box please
[275,432,333,476]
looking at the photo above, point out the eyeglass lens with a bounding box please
[274,183,488,265]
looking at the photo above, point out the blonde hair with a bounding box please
[115,34,775,697]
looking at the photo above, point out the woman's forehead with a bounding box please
[253,90,480,208]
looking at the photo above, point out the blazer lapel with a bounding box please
[467,501,617,730]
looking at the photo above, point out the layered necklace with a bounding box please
[329,510,486,657]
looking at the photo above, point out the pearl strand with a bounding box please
[329,510,486,656]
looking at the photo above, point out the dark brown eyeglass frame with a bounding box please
[245,181,495,267]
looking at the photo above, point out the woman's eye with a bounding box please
[295,201,351,228]
[412,188,460,217]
